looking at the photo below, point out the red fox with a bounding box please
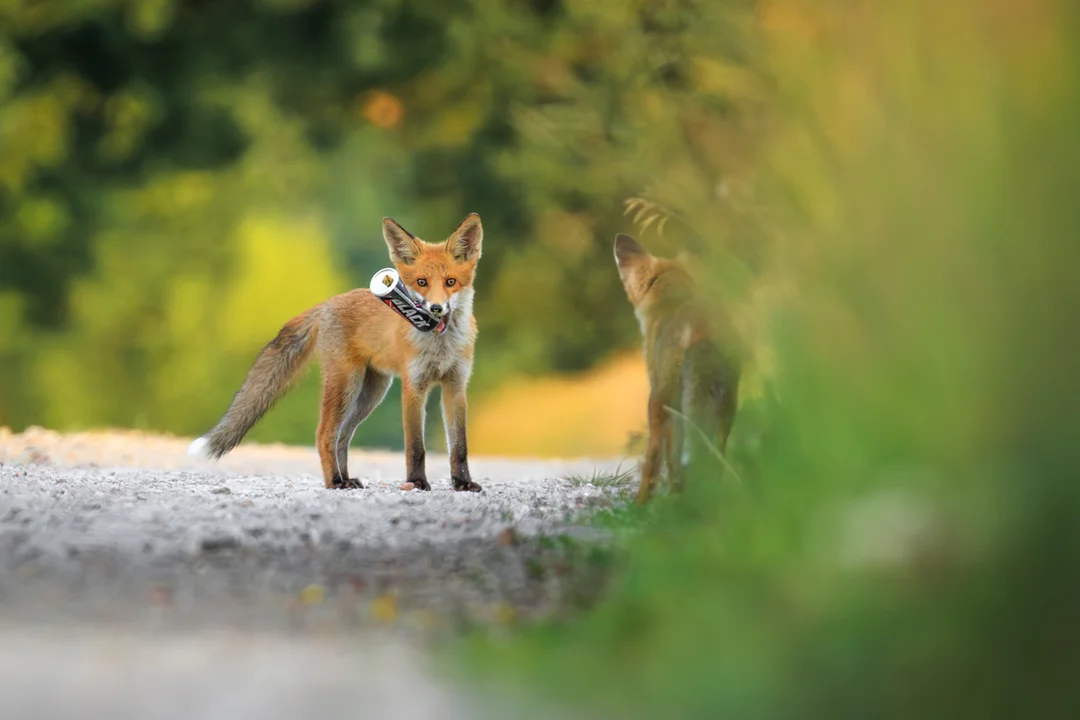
[613,233,741,505]
[188,214,485,493]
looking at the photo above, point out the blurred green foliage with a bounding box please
[452,0,1080,716]
[0,0,762,450]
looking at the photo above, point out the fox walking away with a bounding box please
[614,234,741,505]
[189,214,486,493]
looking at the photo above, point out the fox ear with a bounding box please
[446,213,483,262]
[383,217,421,265]
[614,233,648,268]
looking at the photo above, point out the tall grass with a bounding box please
[451,0,1080,716]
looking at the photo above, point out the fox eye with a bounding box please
[445,278,456,287]
[417,278,428,287]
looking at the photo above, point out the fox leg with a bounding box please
[665,368,685,490]
[442,379,481,492]
[334,369,393,485]
[637,387,675,505]
[666,412,685,493]
[401,379,431,490]
[317,366,363,489]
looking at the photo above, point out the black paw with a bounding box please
[330,476,364,490]
[452,477,483,492]
[404,477,431,491]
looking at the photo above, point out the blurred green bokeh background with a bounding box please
[1,0,769,453]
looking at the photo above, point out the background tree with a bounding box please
[0,0,764,449]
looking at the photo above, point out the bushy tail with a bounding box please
[188,309,319,459]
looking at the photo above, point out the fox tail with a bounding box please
[188,309,319,460]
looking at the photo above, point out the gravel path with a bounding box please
[0,426,632,719]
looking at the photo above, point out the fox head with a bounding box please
[382,213,483,334]
[613,233,695,314]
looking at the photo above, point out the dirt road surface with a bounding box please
[0,427,630,719]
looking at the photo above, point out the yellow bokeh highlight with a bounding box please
[216,213,347,354]
[470,352,648,459]
[359,90,404,129]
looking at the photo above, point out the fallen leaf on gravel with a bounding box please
[211,487,232,495]
[371,593,398,624]
[147,587,172,606]
[497,527,518,546]
[299,583,325,606]
[494,602,516,626]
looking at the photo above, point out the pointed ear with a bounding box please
[383,217,421,265]
[446,213,483,262]
[614,233,648,269]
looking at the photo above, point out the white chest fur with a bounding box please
[406,289,474,388]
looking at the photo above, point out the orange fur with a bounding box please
[193,214,485,492]
[613,234,741,505]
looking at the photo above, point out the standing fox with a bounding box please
[188,214,485,493]
[614,233,741,505]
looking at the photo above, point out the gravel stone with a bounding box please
[0,428,633,718]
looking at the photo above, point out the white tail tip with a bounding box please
[187,436,212,459]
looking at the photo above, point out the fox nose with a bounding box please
[429,304,444,316]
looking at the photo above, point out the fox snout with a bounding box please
[421,294,449,316]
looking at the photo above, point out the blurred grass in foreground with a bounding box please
[450,0,1080,716]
